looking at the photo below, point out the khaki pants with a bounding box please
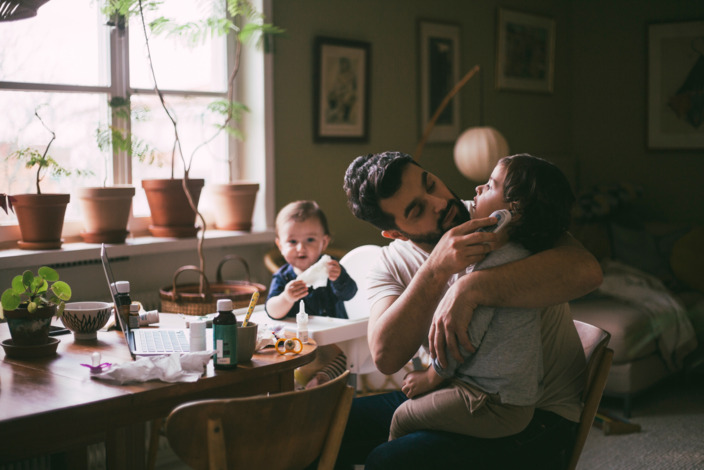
[389,380,534,440]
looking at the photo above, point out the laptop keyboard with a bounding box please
[135,329,190,353]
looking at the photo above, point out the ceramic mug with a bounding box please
[237,321,258,363]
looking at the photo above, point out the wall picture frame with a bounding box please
[647,21,704,149]
[418,21,461,143]
[313,36,370,142]
[495,8,555,93]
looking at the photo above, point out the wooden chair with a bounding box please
[164,370,354,470]
[567,320,614,470]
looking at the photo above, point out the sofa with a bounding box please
[569,212,704,417]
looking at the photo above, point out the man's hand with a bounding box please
[425,217,499,278]
[429,281,478,368]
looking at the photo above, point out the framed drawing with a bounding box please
[313,36,370,142]
[419,21,461,143]
[648,21,704,149]
[495,8,555,93]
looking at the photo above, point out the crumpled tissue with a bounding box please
[297,254,331,288]
[92,351,214,385]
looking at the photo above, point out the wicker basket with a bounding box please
[159,255,267,316]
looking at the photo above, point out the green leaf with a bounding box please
[38,266,59,282]
[27,301,37,313]
[21,271,34,288]
[11,275,26,294]
[52,281,72,302]
[1,289,20,311]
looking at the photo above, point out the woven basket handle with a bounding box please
[216,255,252,283]
[169,265,213,302]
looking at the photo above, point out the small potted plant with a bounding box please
[0,266,72,346]
[74,98,157,244]
[5,108,91,250]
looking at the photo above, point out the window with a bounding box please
[0,0,272,240]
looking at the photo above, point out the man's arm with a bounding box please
[368,218,498,374]
[430,233,603,366]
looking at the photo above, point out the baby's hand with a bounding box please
[401,369,441,399]
[284,279,308,302]
[327,259,341,282]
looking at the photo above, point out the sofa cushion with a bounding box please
[570,298,657,363]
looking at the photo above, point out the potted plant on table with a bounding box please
[4,109,91,250]
[0,266,72,347]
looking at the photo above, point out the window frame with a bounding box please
[0,0,275,250]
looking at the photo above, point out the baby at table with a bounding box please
[265,200,358,388]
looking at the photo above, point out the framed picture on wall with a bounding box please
[495,8,555,93]
[418,21,461,143]
[647,21,704,149]
[313,36,370,142]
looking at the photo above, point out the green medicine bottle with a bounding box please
[213,299,238,369]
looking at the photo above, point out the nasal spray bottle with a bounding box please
[213,299,238,369]
[296,300,309,344]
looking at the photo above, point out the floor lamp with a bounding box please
[415,65,509,183]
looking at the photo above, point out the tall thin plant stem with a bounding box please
[137,0,207,292]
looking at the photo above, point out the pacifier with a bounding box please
[275,337,303,355]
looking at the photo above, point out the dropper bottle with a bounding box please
[296,300,309,344]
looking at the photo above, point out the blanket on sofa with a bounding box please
[597,259,698,371]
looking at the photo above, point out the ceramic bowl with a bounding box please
[61,302,112,340]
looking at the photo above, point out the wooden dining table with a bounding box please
[0,313,316,469]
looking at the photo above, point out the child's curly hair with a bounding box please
[500,154,575,253]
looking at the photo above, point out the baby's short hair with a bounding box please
[275,200,331,236]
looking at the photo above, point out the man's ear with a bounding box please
[381,230,408,241]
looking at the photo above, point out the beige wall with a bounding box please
[271,0,704,251]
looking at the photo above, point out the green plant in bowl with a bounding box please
[0,266,72,319]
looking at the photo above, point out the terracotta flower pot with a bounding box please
[77,186,135,243]
[209,182,259,231]
[12,193,70,250]
[5,304,57,346]
[142,178,205,238]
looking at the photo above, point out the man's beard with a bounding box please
[399,197,470,246]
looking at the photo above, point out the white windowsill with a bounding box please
[0,228,276,269]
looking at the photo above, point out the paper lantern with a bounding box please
[453,126,509,182]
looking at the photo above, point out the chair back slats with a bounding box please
[567,320,613,470]
[166,370,354,470]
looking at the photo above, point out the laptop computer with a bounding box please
[101,244,190,358]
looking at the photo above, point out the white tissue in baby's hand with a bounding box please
[92,351,214,384]
[297,254,331,288]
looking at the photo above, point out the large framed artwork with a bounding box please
[313,36,370,142]
[418,20,461,143]
[648,21,704,149]
[495,8,555,93]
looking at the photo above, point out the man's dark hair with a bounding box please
[344,151,419,230]
[501,154,575,253]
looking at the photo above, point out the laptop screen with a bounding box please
[100,244,130,337]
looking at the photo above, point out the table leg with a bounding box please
[106,423,146,470]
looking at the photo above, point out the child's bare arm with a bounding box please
[401,366,446,399]
[266,279,308,319]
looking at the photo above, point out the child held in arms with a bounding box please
[266,200,358,388]
[390,153,576,440]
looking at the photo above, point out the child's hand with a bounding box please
[327,259,341,281]
[284,279,309,302]
[401,367,444,398]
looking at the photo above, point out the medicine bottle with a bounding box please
[114,281,131,328]
[128,302,140,329]
[213,299,238,369]
[296,300,309,344]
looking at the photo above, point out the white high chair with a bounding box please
[339,245,423,393]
